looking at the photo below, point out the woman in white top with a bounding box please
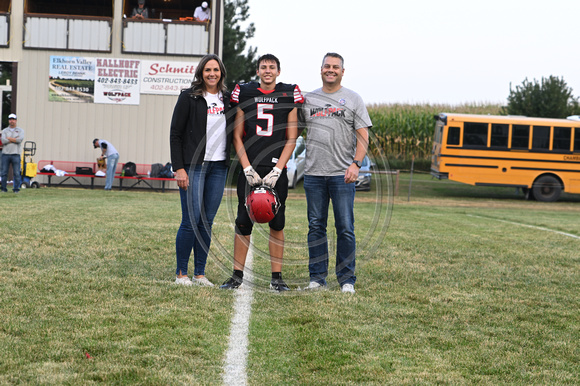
[169,54,233,286]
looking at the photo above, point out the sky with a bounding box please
[244,0,580,106]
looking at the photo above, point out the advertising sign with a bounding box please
[48,56,95,103]
[49,57,192,103]
[140,60,197,95]
[94,58,141,105]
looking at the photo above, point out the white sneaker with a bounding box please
[305,281,326,290]
[193,276,215,287]
[341,284,355,294]
[175,276,194,286]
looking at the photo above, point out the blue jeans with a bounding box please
[105,153,119,190]
[176,161,228,277]
[1,154,21,192]
[304,175,356,286]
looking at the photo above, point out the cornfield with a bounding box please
[368,103,502,163]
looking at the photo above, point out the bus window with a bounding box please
[553,127,571,152]
[532,126,550,151]
[447,126,460,145]
[490,123,509,148]
[575,128,580,152]
[463,122,488,147]
[511,125,530,149]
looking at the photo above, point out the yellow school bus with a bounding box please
[430,113,580,202]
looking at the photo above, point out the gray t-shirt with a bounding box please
[99,140,119,157]
[1,126,25,155]
[302,87,372,176]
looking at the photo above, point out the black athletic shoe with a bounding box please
[220,276,242,290]
[269,278,290,292]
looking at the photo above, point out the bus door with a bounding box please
[431,114,447,178]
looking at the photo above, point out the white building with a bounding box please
[0,0,224,188]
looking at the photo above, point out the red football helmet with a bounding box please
[245,185,280,223]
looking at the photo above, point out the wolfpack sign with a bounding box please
[94,58,141,105]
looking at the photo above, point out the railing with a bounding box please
[23,14,112,52]
[0,12,9,47]
[20,14,209,56]
[122,19,209,56]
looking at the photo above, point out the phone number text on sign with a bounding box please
[97,78,138,85]
[147,84,183,92]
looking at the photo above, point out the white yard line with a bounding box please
[467,214,580,240]
[222,243,254,386]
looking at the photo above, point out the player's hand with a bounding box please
[262,167,282,188]
[244,166,262,186]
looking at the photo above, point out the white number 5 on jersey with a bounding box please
[256,103,274,136]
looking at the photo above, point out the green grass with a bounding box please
[0,182,578,384]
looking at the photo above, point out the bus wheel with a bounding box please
[532,175,562,202]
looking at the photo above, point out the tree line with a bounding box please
[504,75,580,118]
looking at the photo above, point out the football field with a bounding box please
[1,175,578,384]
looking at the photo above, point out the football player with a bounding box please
[220,54,304,292]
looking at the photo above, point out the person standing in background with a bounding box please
[193,1,211,21]
[1,113,24,193]
[93,138,119,191]
[131,0,149,19]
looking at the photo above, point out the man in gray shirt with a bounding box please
[1,113,25,193]
[93,138,119,190]
[301,53,372,294]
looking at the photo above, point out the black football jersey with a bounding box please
[231,81,304,166]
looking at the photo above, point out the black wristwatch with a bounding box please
[353,160,362,168]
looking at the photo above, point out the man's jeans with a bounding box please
[304,175,356,286]
[105,153,119,190]
[1,154,21,192]
[176,162,228,277]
